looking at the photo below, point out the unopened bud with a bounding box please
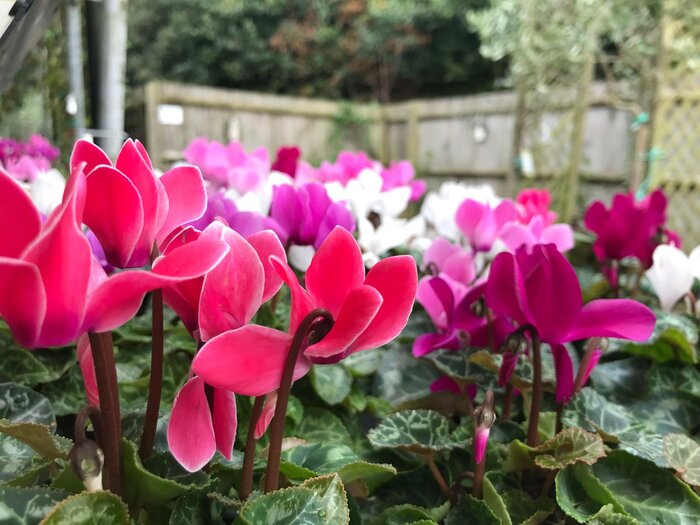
[69,441,104,492]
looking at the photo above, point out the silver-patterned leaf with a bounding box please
[367,410,466,452]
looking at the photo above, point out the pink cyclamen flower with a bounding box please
[499,215,574,253]
[413,277,512,357]
[164,221,286,471]
[485,244,656,403]
[515,188,556,226]
[423,237,476,292]
[184,137,270,193]
[455,198,518,252]
[71,139,208,268]
[0,167,228,350]
[191,226,417,397]
[380,160,427,201]
[584,189,678,269]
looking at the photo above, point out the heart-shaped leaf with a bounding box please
[664,434,700,486]
[40,491,129,525]
[367,410,466,453]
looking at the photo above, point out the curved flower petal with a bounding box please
[192,325,308,396]
[167,377,216,472]
[270,256,313,332]
[348,255,417,353]
[552,343,574,404]
[247,230,286,302]
[156,165,207,247]
[541,224,574,252]
[416,277,447,330]
[255,391,277,440]
[83,166,144,268]
[567,299,656,342]
[77,334,99,406]
[305,226,364,316]
[305,285,383,359]
[0,259,46,348]
[212,387,237,461]
[0,170,42,258]
[412,332,460,357]
[485,252,532,328]
[70,139,111,174]
[430,376,462,395]
[23,170,92,347]
[84,239,228,333]
[199,227,264,341]
[498,351,519,387]
[499,222,536,252]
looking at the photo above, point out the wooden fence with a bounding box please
[126,81,634,201]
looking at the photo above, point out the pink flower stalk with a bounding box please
[71,139,208,268]
[380,160,426,201]
[183,137,270,193]
[271,146,301,177]
[455,198,518,252]
[413,277,512,357]
[485,244,656,403]
[584,189,679,269]
[0,167,229,350]
[164,221,286,471]
[191,226,417,399]
[499,215,574,254]
[515,188,556,226]
[423,237,476,292]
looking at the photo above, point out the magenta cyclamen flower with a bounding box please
[271,146,301,177]
[515,188,556,226]
[456,198,517,252]
[423,237,476,293]
[485,244,656,403]
[413,277,512,357]
[584,189,678,269]
[380,160,426,201]
[269,183,355,249]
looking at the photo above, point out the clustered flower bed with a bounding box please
[0,136,698,524]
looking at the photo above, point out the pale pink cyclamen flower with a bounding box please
[455,198,518,252]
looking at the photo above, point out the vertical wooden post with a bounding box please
[406,101,420,169]
[144,82,161,169]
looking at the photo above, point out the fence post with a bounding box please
[406,101,420,169]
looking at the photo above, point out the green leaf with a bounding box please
[281,442,396,492]
[664,434,700,486]
[0,487,69,525]
[483,471,554,525]
[302,474,350,525]
[646,363,700,398]
[236,474,349,525]
[589,358,648,402]
[619,311,698,364]
[557,465,610,523]
[0,383,55,426]
[367,410,466,453]
[374,345,440,407]
[295,408,352,445]
[369,502,449,525]
[311,365,353,405]
[342,349,383,377]
[586,505,641,525]
[423,350,484,381]
[590,451,700,525]
[121,439,189,508]
[0,345,51,387]
[533,428,605,470]
[0,420,69,461]
[40,366,88,417]
[445,495,499,525]
[40,491,129,525]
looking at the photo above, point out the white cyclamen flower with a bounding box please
[646,244,700,312]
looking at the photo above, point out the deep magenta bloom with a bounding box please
[515,188,556,226]
[269,183,355,248]
[485,244,656,403]
[271,146,301,177]
[584,189,678,268]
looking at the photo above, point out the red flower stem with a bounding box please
[240,396,265,500]
[264,308,333,493]
[88,331,124,497]
[140,289,164,460]
[74,405,102,447]
[425,452,455,503]
[502,383,513,420]
[524,326,542,447]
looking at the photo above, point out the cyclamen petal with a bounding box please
[0,170,42,258]
[552,344,575,404]
[247,230,286,302]
[255,391,278,440]
[211,388,237,461]
[645,244,693,312]
[156,165,207,247]
[167,377,217,472]
[474,426,490,464]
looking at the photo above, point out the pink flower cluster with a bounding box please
[0,135,60,181]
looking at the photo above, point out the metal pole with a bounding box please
[97,0,128,159]
[65,0,86,138]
